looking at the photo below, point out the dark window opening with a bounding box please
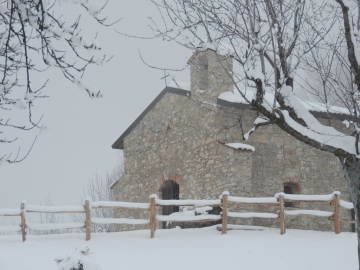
[284,185,295,207]
[208,206,221,215]
[161,180,179,229]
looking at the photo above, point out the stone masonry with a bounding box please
[112,51,353,232]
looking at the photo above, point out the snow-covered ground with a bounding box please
[0,226,356,269]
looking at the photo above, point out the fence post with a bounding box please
[150,195,157,238]
[279,194,286,235]
[20,202,26,242]
[333,193,340,234]
[221,192,229,235]
[85,198,91,241]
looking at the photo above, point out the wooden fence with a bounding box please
[0,191,355,241]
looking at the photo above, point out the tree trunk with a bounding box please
[342,158,360,269]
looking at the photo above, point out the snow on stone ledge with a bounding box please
[218,90,254,104]
[254,117,269,125]
[225,143,255,151]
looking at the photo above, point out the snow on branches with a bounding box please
[0,0,118,164]
[148,1,360,265]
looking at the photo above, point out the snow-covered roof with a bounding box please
[112,85,351,150]
[218,90,350,115]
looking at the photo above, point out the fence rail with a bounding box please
[0,191,355,241]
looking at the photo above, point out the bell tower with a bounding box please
[189,50,233,102]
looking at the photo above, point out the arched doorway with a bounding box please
[161,180,179,228]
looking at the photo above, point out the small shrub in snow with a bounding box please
[96,227,109,233]
[56,247,101,270]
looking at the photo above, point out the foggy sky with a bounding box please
[0,0,189,213]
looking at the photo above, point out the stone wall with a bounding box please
[113,89,353,232]
[190,51,233,101]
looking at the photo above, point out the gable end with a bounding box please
[111,86,190,149]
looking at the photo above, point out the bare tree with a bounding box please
[146,0,360,266]
[0,0,118,164]
[72,154,124,233]
[27,193,66,235]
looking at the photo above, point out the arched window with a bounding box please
[161,180,180,228]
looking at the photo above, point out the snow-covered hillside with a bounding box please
[0,226,356,269]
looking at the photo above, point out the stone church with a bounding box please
[111,50,353,232]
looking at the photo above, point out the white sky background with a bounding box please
[0,0,189,211]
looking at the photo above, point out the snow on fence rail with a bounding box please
[91,201,149,210]
[26,205,85,213]
[0,191,355,241]
[154,198,221,206]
